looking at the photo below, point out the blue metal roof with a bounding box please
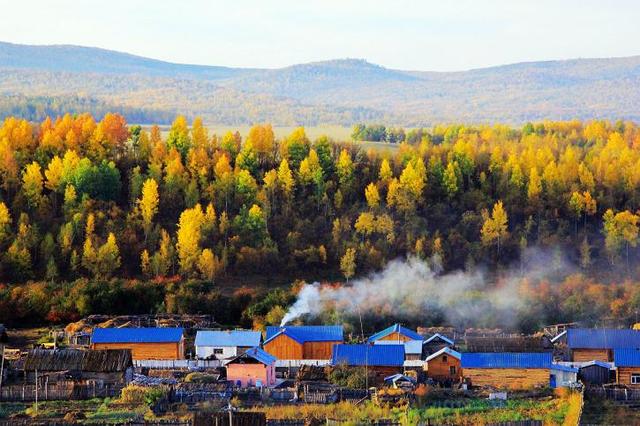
[195,330,261,348]
[264,326,343,344]
[614,349,640,367]
[461,352,552,369]
[375,339,423,355]
[367,324,423,343]
[92,327,184,344]
[567,329,640,349]
[229,347,276,365]
[332,344,405,367]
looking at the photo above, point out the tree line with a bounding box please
[1,114,640,329]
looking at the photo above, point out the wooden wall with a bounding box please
[92,342,182,360]
[263,334,303,359]
[463,368,550,389]
[617,367,640,388]
[579,365,612,385]
[377,332,412,342]
[424,353,461,382]
[571,348,611,362]
[303,341,340,359]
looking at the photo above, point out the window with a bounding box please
[450,366,456,375]
[442,355,448,362]
[632,374,640,384]
[213,348,224,355]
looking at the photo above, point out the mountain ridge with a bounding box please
[2,41,640,126]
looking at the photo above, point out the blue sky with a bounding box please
[1,0,639,71]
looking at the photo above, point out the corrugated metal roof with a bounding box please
[614,349,640,367]
[240,347,276,365]
[264,326,343,344]
[375,339,423,355]
[331,344,405,367]
[425,347,461,362]
[567,328,640,349]
[461,352,552,369]
[92,327,183,344]
[367,324,423,342]
[195,330,261,348]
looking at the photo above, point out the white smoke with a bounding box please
[280,248,573,329]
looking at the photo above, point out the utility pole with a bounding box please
[0,344,5,395]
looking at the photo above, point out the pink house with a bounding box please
[225,347,276,388]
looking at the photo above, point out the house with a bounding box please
[578,360,613,385]
[264,326,343,360]
[331,344,404,383]
[23,348,133,385]
[424,347,461,383]
[461,352,553,389]
[423,333,455,355]
[567,328,640,362]
[549,364,579,388]
[91,327,185,360]
[225,347,276,388]
[376,340,424,360]
[368,324,423,343]
[614,349,640,388]
[195,330,261,359]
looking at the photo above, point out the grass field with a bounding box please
[139,123,401,152]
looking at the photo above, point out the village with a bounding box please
[0,316,638,424]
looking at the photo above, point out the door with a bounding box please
[550,374,556,388]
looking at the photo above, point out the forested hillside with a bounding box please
[1,114,640,331]
[3,41,640,125]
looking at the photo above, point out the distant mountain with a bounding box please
[1,41,640,126]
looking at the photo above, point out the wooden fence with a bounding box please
[0,381,123,401]
[193,412,266,426]
[586,386,640,400]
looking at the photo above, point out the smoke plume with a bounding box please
[281,247,573,329]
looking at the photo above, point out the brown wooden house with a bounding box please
[614,349,640,388]
[424,347,461,383]
[368,324,424,344]
[91,327,184,360]
[263,326,343,360]
[567,329,640,362]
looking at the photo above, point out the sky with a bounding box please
[1,0,639,71]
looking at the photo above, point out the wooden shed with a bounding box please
[263,326,343,360]
[368,324,423,344]
[424,347,461,384]
[567,328,640,362]
[461,352,553,390]
[578,360,613,385]
[331,344,404,384]
[226,347,276,388]
[91,328,184,360]
[23,348,133,385]
[614,349,640,388]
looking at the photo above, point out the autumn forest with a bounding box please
[1,114,640,332]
